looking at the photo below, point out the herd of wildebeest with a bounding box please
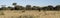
[0,3,60,11]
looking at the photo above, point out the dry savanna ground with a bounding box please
[0,10,60,18]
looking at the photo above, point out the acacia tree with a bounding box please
[12,3,25,10]
[8,6,14,10]
[14,5,20,10]
[32,6,39,10]
[42,6,48,11]
[48,5,54,10]
[19,6,24,10]
[32,6,37,10]
[1,5,7,10]
[54,5,60,11]
[12,3,17,6]
[26,5,32,10]
[14,5,24,10]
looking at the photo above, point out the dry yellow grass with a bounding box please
[0,10,60,18]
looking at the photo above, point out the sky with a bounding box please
[0,0,60,7]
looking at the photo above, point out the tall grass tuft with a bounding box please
[0,11,4,15]
[18,14,39,18]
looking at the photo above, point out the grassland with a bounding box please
[0,10,60,18]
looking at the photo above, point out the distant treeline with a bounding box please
[0,3,60,11]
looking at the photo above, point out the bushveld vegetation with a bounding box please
[0,3,60,11]
[0,3,60,18]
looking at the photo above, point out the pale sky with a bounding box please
[0,0,60,7]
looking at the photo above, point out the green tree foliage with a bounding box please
[48,5,54,10]
[54,5,60,10]
[12,3,17,5]
[8,6,14,10]
[1,5,7,10]
[0,3,60,11]
[42,5,54,11]
[42,6,48,10]
[14,5,24,10]
[26,5,32,10]
[32,6,37,10]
